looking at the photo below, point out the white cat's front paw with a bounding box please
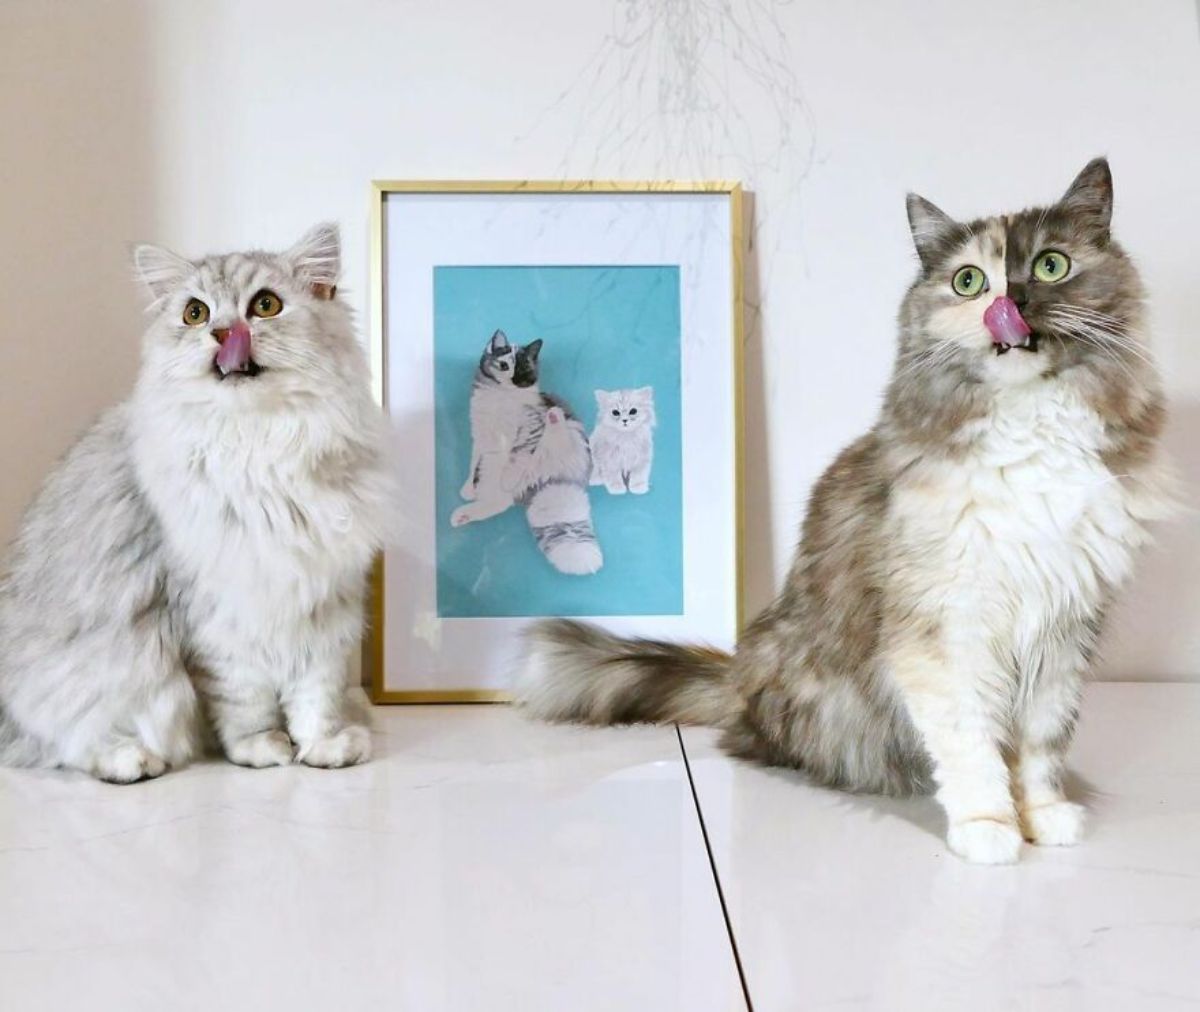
[459,480,478,501]
[628,481,649,494]
[451,504,475,527]
[947,818,1023,864]
[226,729,295,768]
[91,742,168,784]
[605,483,627,495]
[300,725,372,769]
[1021,801,1086,846]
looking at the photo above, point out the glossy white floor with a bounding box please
[1,684,1197,1012]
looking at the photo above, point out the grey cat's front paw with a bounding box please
[226,729,295,768]
[1020,801,1085,846]
[91,742,168,784]
[946,817,1023,864]
[299,724,372,769]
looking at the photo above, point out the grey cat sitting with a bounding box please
[0,224,390,782]
[517,160,1174,864]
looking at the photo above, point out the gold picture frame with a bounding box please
[365,180,746,703]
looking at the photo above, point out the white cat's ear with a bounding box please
[634,386,654,403]
[905,194,959,269]
[594,389,611,408]
[489,330,510,353]
[287,222,341,300]
[131,243,192,305]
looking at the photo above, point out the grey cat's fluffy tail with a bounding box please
[515,619,735,727]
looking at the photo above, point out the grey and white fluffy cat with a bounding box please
[453,331,601,575]
[0,224,390,782]
[517,160,1174,864]
[589,387,656,494]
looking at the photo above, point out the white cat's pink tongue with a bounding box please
[983,296,1031,349]
[216,320,253,375]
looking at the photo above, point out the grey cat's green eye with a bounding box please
[182,298,210,326]
[250,290,283,318]
[1033,250,1071,283]
[951,266,987,298]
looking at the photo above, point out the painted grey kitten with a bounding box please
[0,224,390,782]
[453,331,601,574]
[517,159,1173,864]
[589,387,656,494]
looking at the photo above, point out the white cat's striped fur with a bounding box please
[0,224,389,781]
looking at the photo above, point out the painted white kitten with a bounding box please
[589,387,656,495]
[0,224,390,782]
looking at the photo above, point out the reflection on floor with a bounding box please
[2,684,1197,1011]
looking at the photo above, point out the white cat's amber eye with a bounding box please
[1033,250,1071,283]
[951,266,987,298]
[182,298,210,326]
[249,290,283,318]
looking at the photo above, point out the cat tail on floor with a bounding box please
[515,619,735,727]
[526,482,603,576]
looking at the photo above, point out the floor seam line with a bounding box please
[676,723,754,1012]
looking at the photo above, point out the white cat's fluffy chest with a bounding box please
[136,415,379,655]
[893,382,1148,635]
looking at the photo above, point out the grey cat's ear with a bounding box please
[905,194,958,269]
[525,339,543,360]
[287,222,340,299]
[131,243,192,304]
[489,329,510,353]
[1058,157,1113,239]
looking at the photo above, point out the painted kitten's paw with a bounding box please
[300,725,372,769]
[947,818,1023,865]
[459,480,478,501]
[450,505,475,527]
[1020,801,1086,846]
[92,742,167,784]
[226,729,295,768]
[604,483,627,495]
[628,481,649,494]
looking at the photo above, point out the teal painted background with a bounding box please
[434,265,683,618]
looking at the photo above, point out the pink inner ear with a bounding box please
[311,283,336,301]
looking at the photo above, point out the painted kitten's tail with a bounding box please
[515,619,735,727]
[525,482,603,575]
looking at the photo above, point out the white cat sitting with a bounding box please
[589,387,656,495]
[0,224,389,782]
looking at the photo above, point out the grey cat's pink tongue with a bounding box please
[983,296,1031,347]
[216,321,252,375]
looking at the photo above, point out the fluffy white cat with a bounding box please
[589,387,656,494]
[0,224,390,781]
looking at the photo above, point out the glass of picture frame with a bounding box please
[367,181,744,701]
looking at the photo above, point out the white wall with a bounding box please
[2,0,1198,678]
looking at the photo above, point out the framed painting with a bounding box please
[367,181,744,702]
